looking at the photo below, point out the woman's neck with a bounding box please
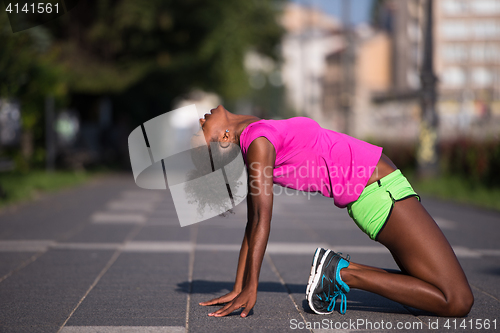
[229,114,261,145]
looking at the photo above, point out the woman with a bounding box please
[195,105,473,318]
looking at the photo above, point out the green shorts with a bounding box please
[347,169,419,241]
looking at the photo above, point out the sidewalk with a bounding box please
[0,174,498,332]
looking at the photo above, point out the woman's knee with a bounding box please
[441,289,474,317]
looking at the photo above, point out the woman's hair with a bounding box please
[184,136,246,217]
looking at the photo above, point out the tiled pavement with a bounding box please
[0,174,499,332]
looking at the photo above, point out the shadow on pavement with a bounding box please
[481,266,500,276]
[177,280,307,294]
[301,290,425,315]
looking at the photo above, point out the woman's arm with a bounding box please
[198,198,252,306]
[233,195,257,292]
[207,137,276,317]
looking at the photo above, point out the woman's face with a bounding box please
[191,105,226,148]
[199,105,226,142]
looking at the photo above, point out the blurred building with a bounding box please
[278,2,422,140]
[359,0,425,142]
[374,0,500,140]
[435,0,500,138]
[280,3,343,126]
[387,0,423,92]
[261,1,500,140]
[324,27,394,137]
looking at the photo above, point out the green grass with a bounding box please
[406,172,500,211]
[0,170,92,208]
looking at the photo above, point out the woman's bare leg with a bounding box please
[340,197,474,316]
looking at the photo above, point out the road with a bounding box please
[0,174,499,332]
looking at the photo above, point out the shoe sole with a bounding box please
[306,248,325,299]
[307,249,333,314]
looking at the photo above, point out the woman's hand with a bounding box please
[206,287,257,318]
[199,290,240,307]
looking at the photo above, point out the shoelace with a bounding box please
[338,252,351,262]
[326,252,350,314]
[325,286,348,314]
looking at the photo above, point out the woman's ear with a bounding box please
[220,129,231,148]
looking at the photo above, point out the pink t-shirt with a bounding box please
[239,117,383,208]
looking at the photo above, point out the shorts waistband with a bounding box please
[365,169,402,191]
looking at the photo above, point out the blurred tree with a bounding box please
[48,0,284,104]
[1,0,284,169]
[0,12,67,169]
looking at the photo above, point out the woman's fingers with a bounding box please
[199,297,221,306]
[199,291,238,306]
[240,296,256,317]
[240,305,252,318]
[211,302,242,317]
[199,296,227,306]
[205,289,257,317]
[208,302,235,316]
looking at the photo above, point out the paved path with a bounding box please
[0,174,499,332]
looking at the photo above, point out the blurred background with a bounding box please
[0,0,499,210]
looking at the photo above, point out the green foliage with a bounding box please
[370,138,500,190]
[48,0,285,100]
[2,0,284,104]
[0,11,66,108]
[440,139,500,188]
[0,11,68,170]
[0,0,285,169]
[0,170,89,207]
[407,171,500,211]
[364,139,417,171]
[367,138,500,209]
